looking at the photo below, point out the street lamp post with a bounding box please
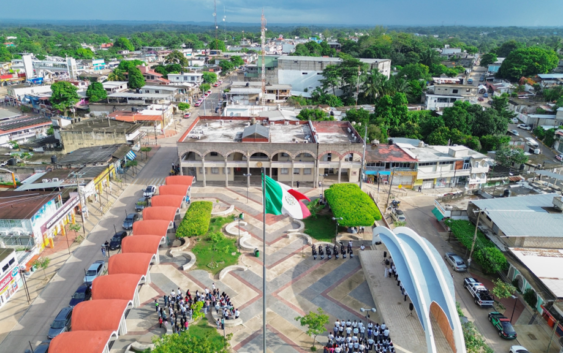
[332,217,343,244]
[238,213,244,252]
[359,307,376,328]
[320,173,328,197]
[19,269,31,304]
[243,173,251,203]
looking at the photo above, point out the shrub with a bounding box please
[176,201,213,237]
[444,219,508,274]
[523,288,538,309]
[324,184,381,227]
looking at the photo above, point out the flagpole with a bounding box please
[261,167,267,353]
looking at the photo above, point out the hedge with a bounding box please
[324,183,382,227]
[176,201,213,238]
[444,219,508,274]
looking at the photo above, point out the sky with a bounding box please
[5,0,563,27]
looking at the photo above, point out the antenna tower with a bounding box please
[213,0,218,52]
[261,10,267,105]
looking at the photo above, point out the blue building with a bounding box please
[92,59,105,71]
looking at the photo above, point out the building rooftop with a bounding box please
[509,248,563,298]
[57,144,131,166]
[61,119,141,134]
[0,248,14,263]
[107,92,174,99]
[471,193,563,238]
[0,116,51,133]
[365,145,418,163]
[277,56,390,64]
[398,144,486,162]
[180,117,360,144]
[0,191,58,220]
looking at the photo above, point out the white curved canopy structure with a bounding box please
[374,226,465,353]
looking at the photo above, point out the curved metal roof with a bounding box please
[132,220,170,236]
[375,226,465,353]
[142,206,177,222]
[91,274,143,301]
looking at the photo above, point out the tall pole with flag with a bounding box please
[261,169,311,352]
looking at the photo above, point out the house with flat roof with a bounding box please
[424,83,478,110]
[57,119,142,153]
[364,144,418,188]
[177,117,364,187]
[0,115,52,147]
[396,143,489,190]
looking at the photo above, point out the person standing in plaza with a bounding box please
[319,245,325,260]
[100,245,106,257]
[326,245,332,260]
[333,244,339,259]
[312,244,317,260]
[341,243,346,259]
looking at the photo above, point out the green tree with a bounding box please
[398,63,430,81]
[494,40,525,57]
[202,72,217,84]
[50,81,80,116]
[494,146,529,168]
[367,124,387,143]
[86,82,107,103]
[498,47,559,81]
[114,37,134,51]
[230,55,244,67]
[343,108,370,126]
[295,308,330,350]
[297,108,333,121]
[200,83,211,93]
[140,146,152,160]
[117,59,144,72]
[219,60,234,72]
[320,65,341,95]
[107,68,126,81]
[208,39,226,51]
[480,135,510,152]
[177,102,190,111]
[491,278,516,310]
[427,126,451,145]
[128,66,146,89]
[32,257,51,280]
[480,53,498,68]
[148,328,229,353]
[362,70,387,103]
[0,46,12,62]
[165,50,189,66]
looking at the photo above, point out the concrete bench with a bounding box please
[126,342,155,352]
[218,265,247,280]
[212,204,234,216]
[239,234,255,251]
[210,310,243,327]
[169,238,191,258]
[182,251,197,271]
[287,232,312,245]
[287,219,304,233]
[225,221,248,237]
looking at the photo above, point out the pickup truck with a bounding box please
[464,277,495,307]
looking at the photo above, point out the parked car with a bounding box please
[213,82,220,87]
[83,260,105,284]
[207,90,212,94]
[483,93,488,98]
[122,213,140,230]
[444,252,467,272]
[556,154,563,161]
[509,345,530,353]
[143,185,157,198]
[194,101,201,107]
[183,113,191,118]
[204,93,209,98]
[517,124,531,130]
[464,277,495,307]
[69,284,92,306]
[48,306,73,339]
[509,129,519,136]
[109,231,128,250]
[511,118,518,124]
[135,197,149,212]
[391,209,406,222]
[478,97,484,102]
[479,75,485,82]
[25,341,50,353]
[488,312,517,339]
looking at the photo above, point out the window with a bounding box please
[225,168,230,174]
[452,89,458,94]
[418,162,436,167]
[293,168,300,175]
[304,168,312,175]
[439,161,454,165]
[466,89,470,92]
[302,72,308,75]
[8,258,15,266]
[1,264,8,273]
[281,168,289,174]
[211,168,219,174]
[198,167,204,173]
[210,152,218,156]
[280,153,289,157]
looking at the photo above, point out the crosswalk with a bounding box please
[130,176,167,186]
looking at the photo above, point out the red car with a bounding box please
[556,154,563,162]
[194,102,201,107]
[207,90,212,94]
[183,113,191,118]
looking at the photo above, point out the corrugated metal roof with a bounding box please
[509,248,563,298]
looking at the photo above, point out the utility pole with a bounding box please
[260,11,267,106]
[359,124,368,189]
[75,174,86,234]
[385,168,395,210]
[467,209,484,268]
[355,66,361,107]
[546,320,559,353]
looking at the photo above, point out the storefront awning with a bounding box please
[378,171,391,175]
[25,254,41,271]
[126,151,136,160]
[365,171,377,175]
[431,207,444,221]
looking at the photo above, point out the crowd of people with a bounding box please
[154,283,240,334]
[312,241,368,260]
[324,319,395,353]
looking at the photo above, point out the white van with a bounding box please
[525,137,539,147]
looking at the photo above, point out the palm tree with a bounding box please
[362,70,387,102]
[107,69,125,81]
[392,77,412,95]
[420,47,440,67]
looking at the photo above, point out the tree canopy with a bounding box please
[50,81,80,116]
[498,47,559,81]
[165,50,189,66]
[296,108,334,121]
[495,146,529,168]
[86,82,107,102]
[128,66,146,89]
[230,55,244,67]
[202,72,217,84]
[114,37,134,51]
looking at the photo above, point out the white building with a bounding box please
[0,248,22,309]
[167,73,203,86]
[424,84,478,111]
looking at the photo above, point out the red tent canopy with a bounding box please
[165,175,194,187]
[122,235,161,255]
[132,220,169,236]
[108,253,153,276]
[150,195,184,209]
[49,331,113,353]
[71,300,129,331]
[91,274,142,301]
[159,184,189,197]
[142,206,177,222]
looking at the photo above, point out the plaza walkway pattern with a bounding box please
[113,186,380,352]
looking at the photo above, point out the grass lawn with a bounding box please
[189,318,227,349]
[192,215,240,275]
[303,215,338,242]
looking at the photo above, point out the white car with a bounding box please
[391,209,406,222]
[511,118,518,124]
[509,345,530,353]
[517,124,531,131]
[143,185,157,198]
[509,130,519,136]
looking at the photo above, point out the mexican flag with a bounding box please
[263,174,311,219]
